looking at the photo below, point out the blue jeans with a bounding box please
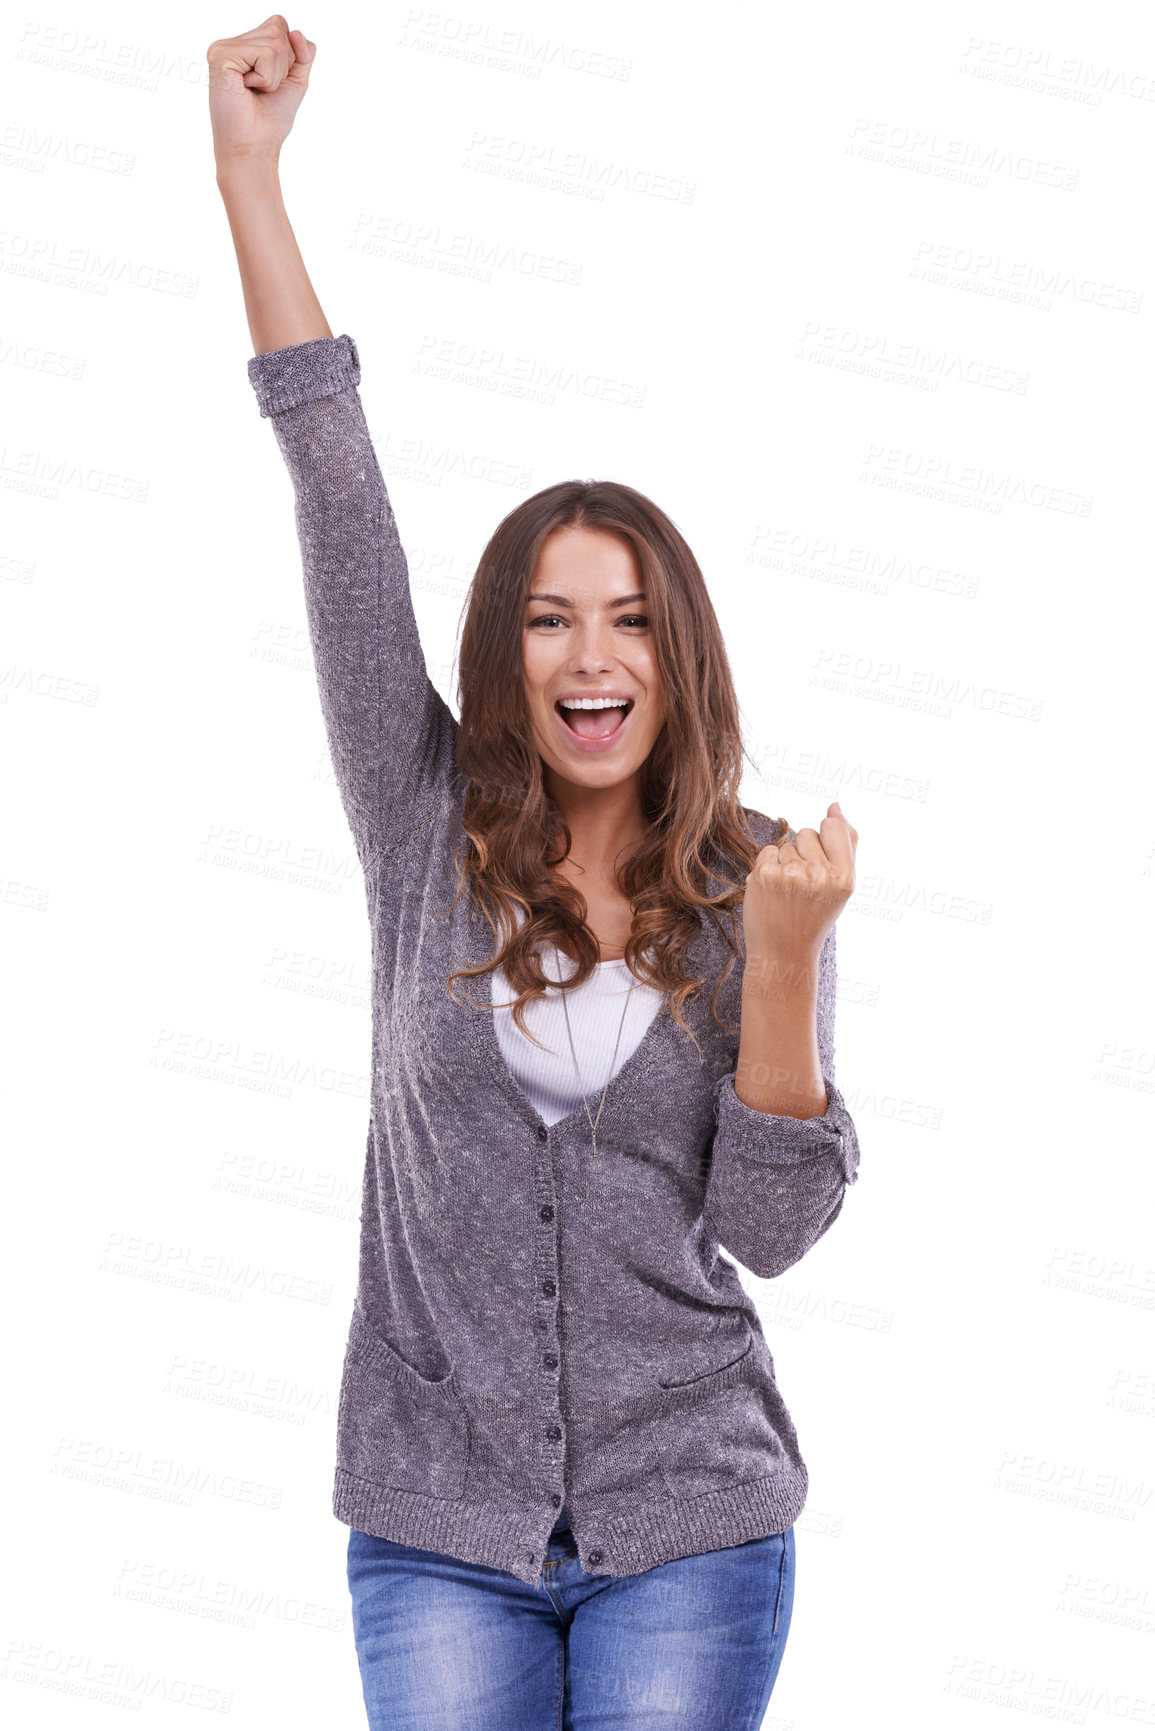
[346,1516,795,1729]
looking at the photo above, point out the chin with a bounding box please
[542,752,633,785]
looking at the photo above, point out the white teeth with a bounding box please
[559,697,630,709]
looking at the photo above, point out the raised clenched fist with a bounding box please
[207,15,316,168]
[741,802,858,964]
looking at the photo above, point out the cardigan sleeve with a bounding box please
[246,333,459,872]
[702,921,861,1281]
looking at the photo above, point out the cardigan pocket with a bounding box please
[336,1307,469,1500]
[657,1328,753,1392]
[654,1331,788,1503]
[579,1330,758,1505]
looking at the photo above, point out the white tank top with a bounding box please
[491,943,665,1127]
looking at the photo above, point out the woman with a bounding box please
[209,17,861,1729]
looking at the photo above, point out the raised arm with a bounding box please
[208,16,329,354]
[208,17,458,870]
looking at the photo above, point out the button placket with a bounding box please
[534,1124,564,1510]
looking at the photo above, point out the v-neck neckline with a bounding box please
[466,914,713,1138]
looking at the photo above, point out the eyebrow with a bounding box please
[526,591,647,608]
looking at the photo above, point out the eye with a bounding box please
[524,612,650,629]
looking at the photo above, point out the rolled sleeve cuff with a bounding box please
[712,1069,860,1185]
[247,333,361,418]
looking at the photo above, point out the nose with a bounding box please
[565,619,616,672]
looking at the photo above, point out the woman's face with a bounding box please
[523,524,667,797]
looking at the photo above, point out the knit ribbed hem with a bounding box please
[247,333,360,418]
[334,1470,542,1583]
[592,1468,808,1577]
[334,1462,807,1586]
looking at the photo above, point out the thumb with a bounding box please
[286,29,316,83]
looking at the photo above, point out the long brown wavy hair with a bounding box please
[444,479,787,1050]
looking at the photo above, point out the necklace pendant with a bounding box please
[552,941,635,1167]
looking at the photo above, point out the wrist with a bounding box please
[215,152,283,192]
[742,945,822,996]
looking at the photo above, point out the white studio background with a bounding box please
[3,1,1152,1727]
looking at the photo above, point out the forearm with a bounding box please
[215,158,332,356]
[734,947,828,1119]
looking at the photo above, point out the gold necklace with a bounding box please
[551,944,638,1164]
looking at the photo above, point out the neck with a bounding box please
[543,767,648,877]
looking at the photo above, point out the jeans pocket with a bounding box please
[772,1528,790,1633]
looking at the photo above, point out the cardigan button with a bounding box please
[539,1205,554,1221]
[542,1279,556,1297]
[551,1493,562,1507]
[588,1549,604,1565]
[537,1125,548,1141]
[543,1353,558,1370]
[546,1425,562,1441]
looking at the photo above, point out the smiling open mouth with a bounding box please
[555,699,633,740]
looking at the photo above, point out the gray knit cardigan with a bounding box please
[246,333,862,1584]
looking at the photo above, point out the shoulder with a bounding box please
[740,806,793,850]
[704,806,791,894]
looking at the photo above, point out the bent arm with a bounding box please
[703,923,861,1280]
